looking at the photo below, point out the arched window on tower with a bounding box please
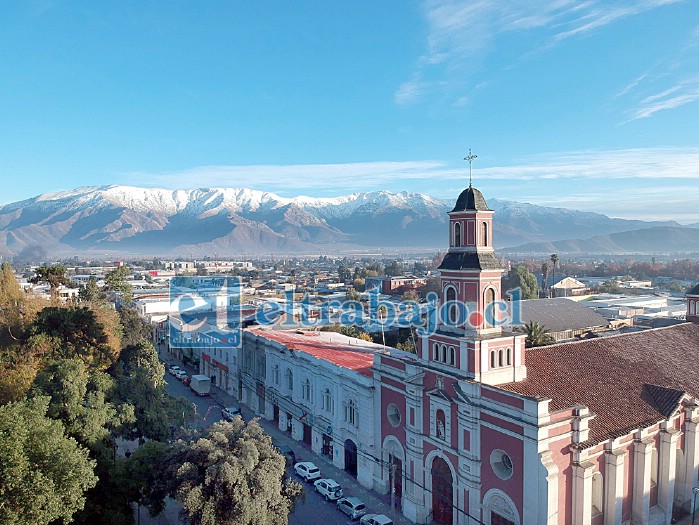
[490,351,497,369]
[481,221,488,246]
[453,222,461,247]
[498,349,504,367]
[445,286,458,324]
[506,348,512,366]
[483,288,496,327]
[433,342,439,361]
[448,346,455,366]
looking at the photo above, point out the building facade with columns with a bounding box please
[233,182,699,525]
[374,183,699,525]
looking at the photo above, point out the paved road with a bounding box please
[142,347,405,525]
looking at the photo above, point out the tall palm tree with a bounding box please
[541,262,550,297]
[550,254,559,298]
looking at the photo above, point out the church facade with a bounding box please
[235,182,699,525]
[374,184,699,525]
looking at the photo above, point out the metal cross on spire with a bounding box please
[464,149,477,187]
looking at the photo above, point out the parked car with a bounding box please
[168,365,181,375]
[221,406,241,421]
[182,376,191,386]
[337,496,367,520]
[293,462,321,483]
[175,369,187,380]
[360,514,393,525]
[278,446,296,467]
[313,478,343,501]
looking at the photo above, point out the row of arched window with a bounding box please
[451,220,489,247]
[443,285,497,328]
[270,364,356,424]
[489,348,512,368]
[432,343,456,366]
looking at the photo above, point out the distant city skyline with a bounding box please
[1,2,698,222]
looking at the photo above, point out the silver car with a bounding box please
[337,496,366,520]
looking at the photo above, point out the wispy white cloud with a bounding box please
[398,0,687,105]
[121,147,699,222]
[125,147,699,190]
[395,78,429,105]
[630,79,699,119]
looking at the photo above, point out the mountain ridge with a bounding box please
[0,185,689,258]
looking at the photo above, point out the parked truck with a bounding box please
[190,374,211,396]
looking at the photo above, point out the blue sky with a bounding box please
[1,1,698,222]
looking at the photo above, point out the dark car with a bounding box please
[278,446,296,467]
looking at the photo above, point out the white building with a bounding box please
[240,328,385,491]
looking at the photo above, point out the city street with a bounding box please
[151,347,408,525]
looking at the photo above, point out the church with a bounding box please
[234,180,699,525]
[373,182,699,525]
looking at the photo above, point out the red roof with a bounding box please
[500,323,699,446]
[252,330,378,377]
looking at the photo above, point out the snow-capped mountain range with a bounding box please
[0,185,689,258]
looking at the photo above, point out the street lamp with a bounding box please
[692,486,699,525]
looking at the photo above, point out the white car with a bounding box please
[168,365,181,375]
[313,478,343,501]
[360,514,393,525]
[337,497,367,520]
[294,461,321,483]
[174,369,187,380]
[221,406,241,421]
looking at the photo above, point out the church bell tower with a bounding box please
[419,151,527,384]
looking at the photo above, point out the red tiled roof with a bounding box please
[252,330,377,377]
[500,323,699,445]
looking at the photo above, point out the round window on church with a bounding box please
[490,449,514,480]
[387,403,401,427]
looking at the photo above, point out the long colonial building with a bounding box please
[230,183,699,525]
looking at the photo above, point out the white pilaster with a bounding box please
[604,449,625,525]
[682,419,699,511]
[658,428,680,523]
[632,438,654,525]
[572,461,595,525]
[539,451,559,525]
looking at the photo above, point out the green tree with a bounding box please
[30,359,135,450]
[541,262,550,294]
[396,337,417,353]
[503,266,540,300]
[384,260,403,277]
[78,277,104,303]
[550,254,559,297]
[31,306,120,368]
[0,396,98,525]
[105,265,133,305]
[168,419,303,525]
[119,306,152,348]
[114,342,192,440]
[29,265,69,301]
[337,262,351,283]
[346,287,361,301]
[524,321,555,348]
